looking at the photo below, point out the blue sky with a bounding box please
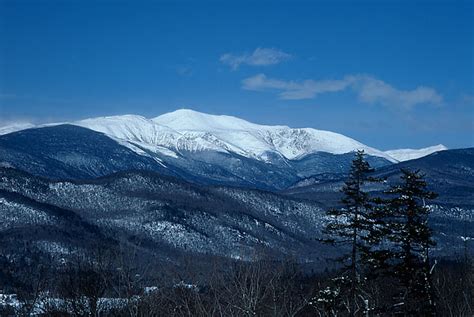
[0,0,473,150]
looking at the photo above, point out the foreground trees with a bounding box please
[318,151,443,316]
[383,169,438,315]
[321,150,381,315]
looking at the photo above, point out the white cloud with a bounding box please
[220,48,291,70]
[352,76,443,109]
[242,73,443,109]
[176,65,193,77]
[241,74,352,99]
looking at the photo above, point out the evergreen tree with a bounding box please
[383,169,437,315]
[321,150,381,316]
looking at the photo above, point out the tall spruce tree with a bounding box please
[383,169,437,315]
[322,150,381,316]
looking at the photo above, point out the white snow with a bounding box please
[152,109,396,161]
[76,114,181,148]
[385,144,448,162]
[0,122,35,135]
[0,109,403,162]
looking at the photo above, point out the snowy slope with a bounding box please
[74,115,184,159]
[152,109,395,161]
[0,109,397,162]
[83,109,393,162]
[385,144,448,162]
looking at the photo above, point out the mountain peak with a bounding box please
[151,109,395,161]
[153,108,268,132]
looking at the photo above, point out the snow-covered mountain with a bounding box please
[73,109,395,163]
[0,110,447,165]
[385,144,448,162]
[153,109,396,161]
[0,109,448,189]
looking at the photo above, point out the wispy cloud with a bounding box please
[176,65,193,77]
[242,74,351,100]
[242,73,443,109]
[220,48,291,70]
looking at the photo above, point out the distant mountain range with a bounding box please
[0,109,450,190]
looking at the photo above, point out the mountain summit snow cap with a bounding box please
[151,109,396,162]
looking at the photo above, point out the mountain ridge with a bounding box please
[0,123,393,190]
[0,109,450,163]
[0,109,401,161]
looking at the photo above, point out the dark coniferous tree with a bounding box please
[321,150,381,316]
[383,169,437,315]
